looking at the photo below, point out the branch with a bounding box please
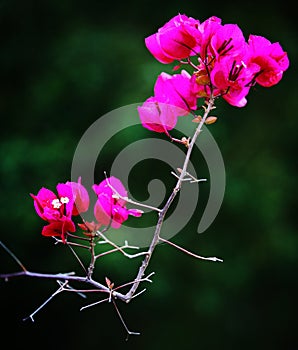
[0,241,27,272]
[171,167,207,183]
[0,269,154,304]
[95,232,148,259]
[123,96,216,301]
[23,281,68,322]
[158,237,223,262]
[0,97,219,323]
[113,272,155,292]
[0,270,110,293]
[112,299,140,339]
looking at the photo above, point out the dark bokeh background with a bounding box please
[1,0,297,349]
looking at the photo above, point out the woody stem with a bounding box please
[124,96,215,301]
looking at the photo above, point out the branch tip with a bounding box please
[0,240,27,272]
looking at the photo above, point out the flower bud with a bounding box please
[195,70,210,85]
[205,116,217,124]
[192,115,202,123]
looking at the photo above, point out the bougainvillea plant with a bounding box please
[0,14,289,338]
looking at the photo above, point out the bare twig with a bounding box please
[0,241,27,272]
[67,243,88,275]
[80,297,110,311]
[158,237,223,262]
[56,280,87,298]
[95,243,143,259]
[23,281,68,322]
[113,272,155,292]
[95,231,148,259]
[112,299,140,339]
[171,168,207,183]
[112,299,141,340]
[176,168,207,183]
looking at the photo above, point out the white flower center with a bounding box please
[51,196,69,209]
[60,197,70,204]
[52,199,62,209]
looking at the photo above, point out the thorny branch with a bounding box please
[123,96,221,300]
[0,97,222,337]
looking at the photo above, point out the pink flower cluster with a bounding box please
[31,176,143,243]
[138,14,289,134]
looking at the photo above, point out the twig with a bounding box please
[0,241,27,272]
[53,237,90,249]
[23,281,68,322]
[113,272,155,292]
[171,168,207,183]
[0,270,109,292]
[176,168,207,183]
[95,231,148,259]
[158,237,223,262]
[0,269,147,303]
[56,280,87,298]
[112,299,140,339]
[67,243,88,275]
[80,297,110,311]
[95,242,144,259]
[127,288,147,300]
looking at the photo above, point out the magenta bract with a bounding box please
[65,177,90,216]
[145,14,201,64]
[137,98,180,135]
[31,179,89,243]
[248,35,289,87]
[140,13,289,121]
[93,176,143,229]
[154,70,198,112]
[41,219,76,242]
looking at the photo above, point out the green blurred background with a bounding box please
[0,0,297,349]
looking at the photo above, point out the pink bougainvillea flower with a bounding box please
[199,17,247,76]
[92,176,143,229]
[145,14,201,63]
[154,70,198,112]
[138,70,199,134]
[41,218,76,243]
[210,56,259,107]
[65,177,90,216]
[31,183,74,222]
[198,16,222,61]
[92,176,127,206]
[31,182,78,243]
[247,35,289,87]
[209,23,247,59]
[137,97,181,135]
